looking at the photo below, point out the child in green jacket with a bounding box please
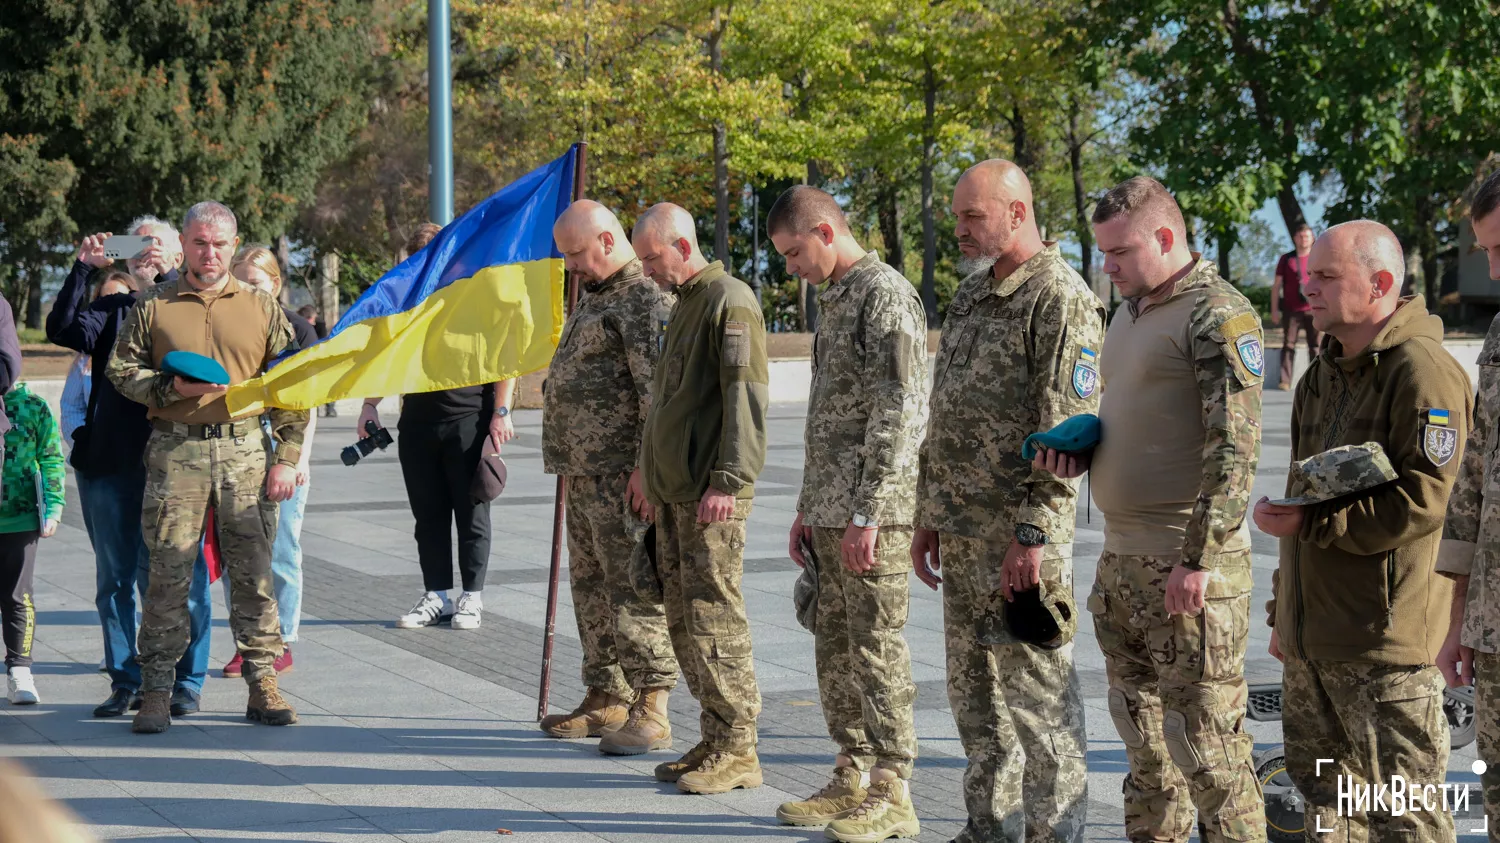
[0,383,65,705]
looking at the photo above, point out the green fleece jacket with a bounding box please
[0,384,66,533]
[641,261,768,504]
[1269,296,1471,665]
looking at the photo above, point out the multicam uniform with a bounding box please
[542,259,679,699]
[108,278,308,693]
[917,244,1103,842]
[1087,258,1266,842]
[798,252,928,779]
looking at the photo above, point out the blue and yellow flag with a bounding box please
[224,145,578,415]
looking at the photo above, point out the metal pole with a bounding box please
[427,0,454,225]
[539,142,588,721]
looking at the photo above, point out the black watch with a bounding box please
[1015,523,1048,548]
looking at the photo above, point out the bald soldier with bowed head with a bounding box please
[1037,177,1266,841]
[632,203,770,795]
[771,186,927,842]
[539,201,680,755]
[1257,221,1470,841]
[915,160,1102,842]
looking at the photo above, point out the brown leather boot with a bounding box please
[598,688,671,756]
[246,676,298,726]
[538,688,630,739]
[654,740,711,782]
[131,690,172,734]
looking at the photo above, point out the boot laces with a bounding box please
[698,750,730,772]
[256,679,287,707]
[810,769,855,801]
[847,780,897,820]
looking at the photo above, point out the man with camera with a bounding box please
[48,218,214,720]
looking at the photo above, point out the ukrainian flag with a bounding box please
[224,146,578,415]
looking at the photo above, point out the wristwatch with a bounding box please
[1015,523,1049,547]
[851,513,876,529]
[494,406,510,418]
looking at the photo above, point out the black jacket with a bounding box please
[46,261,176,475]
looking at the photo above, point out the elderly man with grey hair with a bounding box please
[48,215,214,721]
[108,200,309,734]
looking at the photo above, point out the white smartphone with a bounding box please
[102,234,155,260]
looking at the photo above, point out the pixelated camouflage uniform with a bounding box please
[1439,310,1500,839]
[1087,258,1266,842]
[799,253,927,779]
[107,279,307,693]
[543,259,679,698]
[640,261,768,752]
[917,244,1102,841]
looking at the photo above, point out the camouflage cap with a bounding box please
[792,537,819,633]
[1267,442,1398,506]
[1000,581,1077,650]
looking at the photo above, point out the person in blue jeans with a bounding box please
[47,223,213,718]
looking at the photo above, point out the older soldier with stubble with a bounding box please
[769,186,926,843]
[539,200,680,755]
[914,160,1102,843]
[1255,221,1468,841]
[1037,177,1266,841]
[1441,170,1500,838]
[633,203,768,795]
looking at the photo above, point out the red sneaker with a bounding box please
[274,647,294,674]
[222,652,244,678]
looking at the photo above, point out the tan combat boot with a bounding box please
[131,690,172,734]
[654,740,711,782]
[676,747,763,794]
[598,688,672,756]
[776,765,867,826]
[246,676,299,726]
[538,687,630,739]
[824,776,920,842]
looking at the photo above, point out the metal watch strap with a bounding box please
[1015,523,1048,547]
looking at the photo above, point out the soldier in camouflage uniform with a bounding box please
[633,203,769,795]
[108,201,307,734]
[1039,177,1265,841]
[1258,221,1469,841]
[541,200,680,753]
[914,160,1102,843]
[766,186,926,842]
[1438,171,1500,841]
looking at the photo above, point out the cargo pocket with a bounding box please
[871,682,917,715]
[705,633,759,715]
[257,498,280,543]
[142,491,170,549]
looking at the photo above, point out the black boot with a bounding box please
[93,688,140,718]
[170,687,201,717]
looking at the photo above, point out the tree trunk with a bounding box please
[1066,99,1096,295]
[1223,0,1310,238]
[1218,229,1235,283]
[25,270,41,329]
[318,252,342,325]
[708,6,730,264]
[1010,103,1034,172]
[807,160,823,188]
[1416,197,1439,304]
[276,234,293,303]
[920,55,938,327]
[878,183,905,275]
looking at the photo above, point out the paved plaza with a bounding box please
[1,389,1489,841]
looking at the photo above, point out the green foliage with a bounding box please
[1237,283,1272,322]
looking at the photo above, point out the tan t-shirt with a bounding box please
[1092,289,1252,556]
[147,281,274,423]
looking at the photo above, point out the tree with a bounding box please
[0,135,77,325]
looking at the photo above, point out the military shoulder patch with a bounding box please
[1072,348,1099,399]
[1235,334,1264,378]
[1424,408,1458,467]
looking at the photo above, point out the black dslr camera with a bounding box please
[341,420,393,466]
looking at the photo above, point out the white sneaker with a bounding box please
[7,667,39,705]
[452,592,483,630]
[396,592,453,629]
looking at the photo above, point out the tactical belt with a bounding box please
[152,419,253,440]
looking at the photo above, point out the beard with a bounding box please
[956,254,998,279]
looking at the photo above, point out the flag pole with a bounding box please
[538,142,588,721]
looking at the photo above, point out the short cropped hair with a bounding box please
[406,222,442,254]
[182,201,237,236]
[766,185,850,238]
[1474,171,1500,226]
[1091,176,1187,237]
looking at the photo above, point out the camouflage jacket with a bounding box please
[542,259,673,476]
[107,279,308,467]
[798,253,928,529]
[1441,312,1500,653]
[916,244,1105,543]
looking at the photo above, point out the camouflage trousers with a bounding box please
[942,533,1088,843]
[139,427,282,692]
[565,474,678,698]
[1283,658,1454,842]
[1475,650,1500,842]
[1088,551,1264,842]
[656,499,760,751]
[809,525,917,779]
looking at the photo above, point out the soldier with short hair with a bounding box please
[1440,168,1500,834]
[1039,176,1266,841]
[769,185,927,842]
[914,159,1102,842]
[539,200,680,754]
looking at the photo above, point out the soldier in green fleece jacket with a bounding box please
[0,383,65,706]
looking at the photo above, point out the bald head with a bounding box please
[1322,221,1405,289]
[553,200,635,283]
[632,203,708,287]
[951,158,1044,278]
[1305,219,1407,352]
